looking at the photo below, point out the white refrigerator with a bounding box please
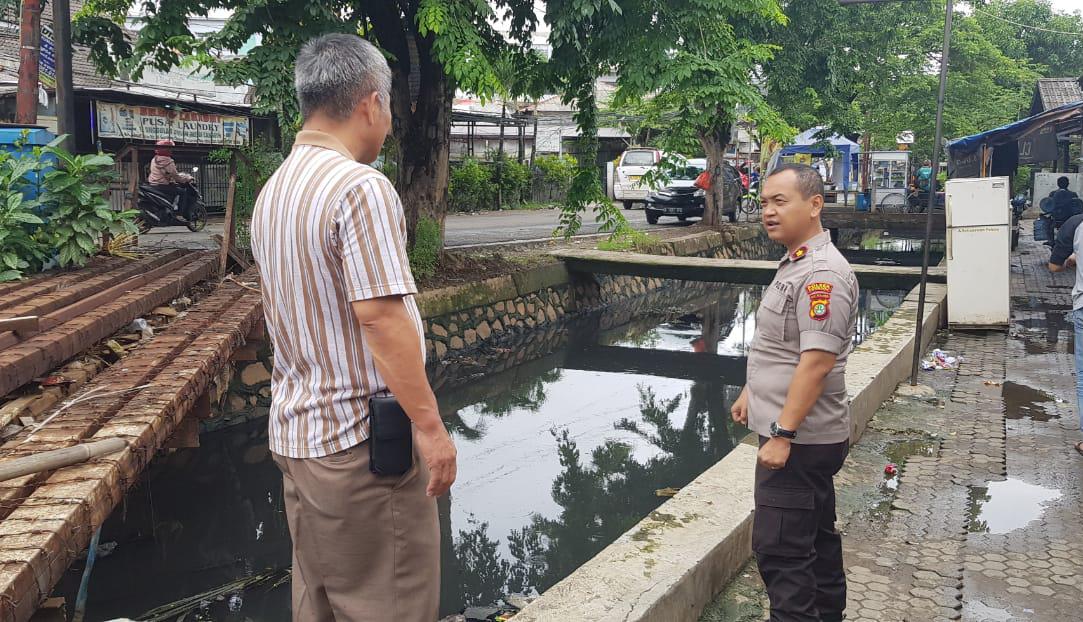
[945,177,1011,328]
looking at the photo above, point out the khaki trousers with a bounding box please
[273,444,440,622]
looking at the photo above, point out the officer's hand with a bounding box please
[757,437,791,470]
[731,388,749,425]
[415,426,457,497]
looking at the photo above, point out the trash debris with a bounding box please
[38,375,72,387]
[884,463,898,477]
[655,487,681,497]
[463,606,500,621]
[127,318,154,340]
[982,380,1002,387]
[504,594,536,610]
[151,306,179,318]
[920,349,959,371]
[173,296,193,311]
[105,339,127,358]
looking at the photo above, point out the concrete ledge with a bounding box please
[416,276,518,319]
[513,263,571,297]
[516,281,949,622]
[513,444,757,622]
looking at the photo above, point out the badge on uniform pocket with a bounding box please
[806,283,832,321]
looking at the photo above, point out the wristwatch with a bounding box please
[770,422,797,440]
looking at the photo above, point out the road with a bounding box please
[139,206,692,250]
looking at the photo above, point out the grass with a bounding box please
[596,228,657,252]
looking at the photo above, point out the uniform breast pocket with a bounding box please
[757,285,791,341]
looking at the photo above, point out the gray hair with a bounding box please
[295,33,392,121]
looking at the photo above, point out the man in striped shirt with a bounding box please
[250,33,456,622]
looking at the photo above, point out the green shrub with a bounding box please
[0,153,49,281]
[449,157,495,212]
[534,153,577,187]
[409,216,442,280]
[42,147,137,268]
[490,151,531,208]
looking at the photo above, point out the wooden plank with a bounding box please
[551,250,946,290]
[219,160,238,276]
[0,253,218,400]
[0,317,38,335]
[0,251,199,351]
[0,283,264,622]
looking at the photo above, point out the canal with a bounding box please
[53,281,907,620]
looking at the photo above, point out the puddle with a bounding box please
[967,479,1062,534]
[1001,381,1059,421]
[867,438,938,519]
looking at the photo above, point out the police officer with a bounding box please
[731,163,857,622]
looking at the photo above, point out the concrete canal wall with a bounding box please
[512,287,948,622]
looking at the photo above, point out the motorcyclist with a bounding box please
[147,139,195,220]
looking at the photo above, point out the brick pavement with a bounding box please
[702,226,1083,621]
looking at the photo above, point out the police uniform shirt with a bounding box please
[746,230,858,444]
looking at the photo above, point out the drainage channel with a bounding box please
[51,282,910,621]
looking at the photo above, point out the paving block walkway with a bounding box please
[702,227,1083,622]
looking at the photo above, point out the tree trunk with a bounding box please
[699,125,731,227]
[391,62,452,248]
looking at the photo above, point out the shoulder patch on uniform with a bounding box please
[806,282,832,321]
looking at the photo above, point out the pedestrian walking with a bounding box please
[1047,212,1083,456]
[250,33,457,622]
[731,163,858,621]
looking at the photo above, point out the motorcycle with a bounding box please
[136,180,208,232]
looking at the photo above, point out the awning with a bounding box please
[947,100,1083,177]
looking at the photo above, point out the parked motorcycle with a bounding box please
[136,180,208,232]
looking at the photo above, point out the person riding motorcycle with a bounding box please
[147,139,196,221]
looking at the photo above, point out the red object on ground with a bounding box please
[884,463,898,476]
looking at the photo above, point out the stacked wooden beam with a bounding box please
[0,251,218,400]
[0,272,264,621]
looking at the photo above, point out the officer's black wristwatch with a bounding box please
[770,422,797,440]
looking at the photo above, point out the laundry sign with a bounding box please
[96,102,250,145]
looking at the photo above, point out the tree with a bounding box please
[972,0,1083,77]
[606,0,791,226]
[74,0,539,246]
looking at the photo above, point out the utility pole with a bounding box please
[840,0,954,386]
[54,0,76,151]
[16,0,42,125]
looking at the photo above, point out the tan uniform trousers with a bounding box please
[273,444,440,622]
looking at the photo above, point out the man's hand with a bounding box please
[415,425,457,497]
[1068,254,1077,268]
[731,387,749,425]
[757,437,791,470]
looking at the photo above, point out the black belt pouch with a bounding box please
[368,396,414,476]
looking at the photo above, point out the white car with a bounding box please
[613,148,662,209]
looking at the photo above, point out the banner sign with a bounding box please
[39,25,55,89]
[96,102,250,145]
[1017,123,1058,166]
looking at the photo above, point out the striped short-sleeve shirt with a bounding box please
[250,130,424,459]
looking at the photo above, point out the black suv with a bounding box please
[645,159,743,224]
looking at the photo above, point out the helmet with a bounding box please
[156,139,175,147]
[155,139,175,156]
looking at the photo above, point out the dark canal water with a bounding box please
[55,283,906,621]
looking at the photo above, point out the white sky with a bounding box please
[1050,0,1083,14]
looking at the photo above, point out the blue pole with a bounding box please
[72,527,101,622]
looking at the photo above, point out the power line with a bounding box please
[972,6,1083,37]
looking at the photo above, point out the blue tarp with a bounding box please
[778,127,861,189]
[947,100,1083,177]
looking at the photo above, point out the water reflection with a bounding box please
[54,283,906,619]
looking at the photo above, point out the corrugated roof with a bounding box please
[1034,78,1083,113]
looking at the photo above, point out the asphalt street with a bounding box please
[139,206,695,249]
